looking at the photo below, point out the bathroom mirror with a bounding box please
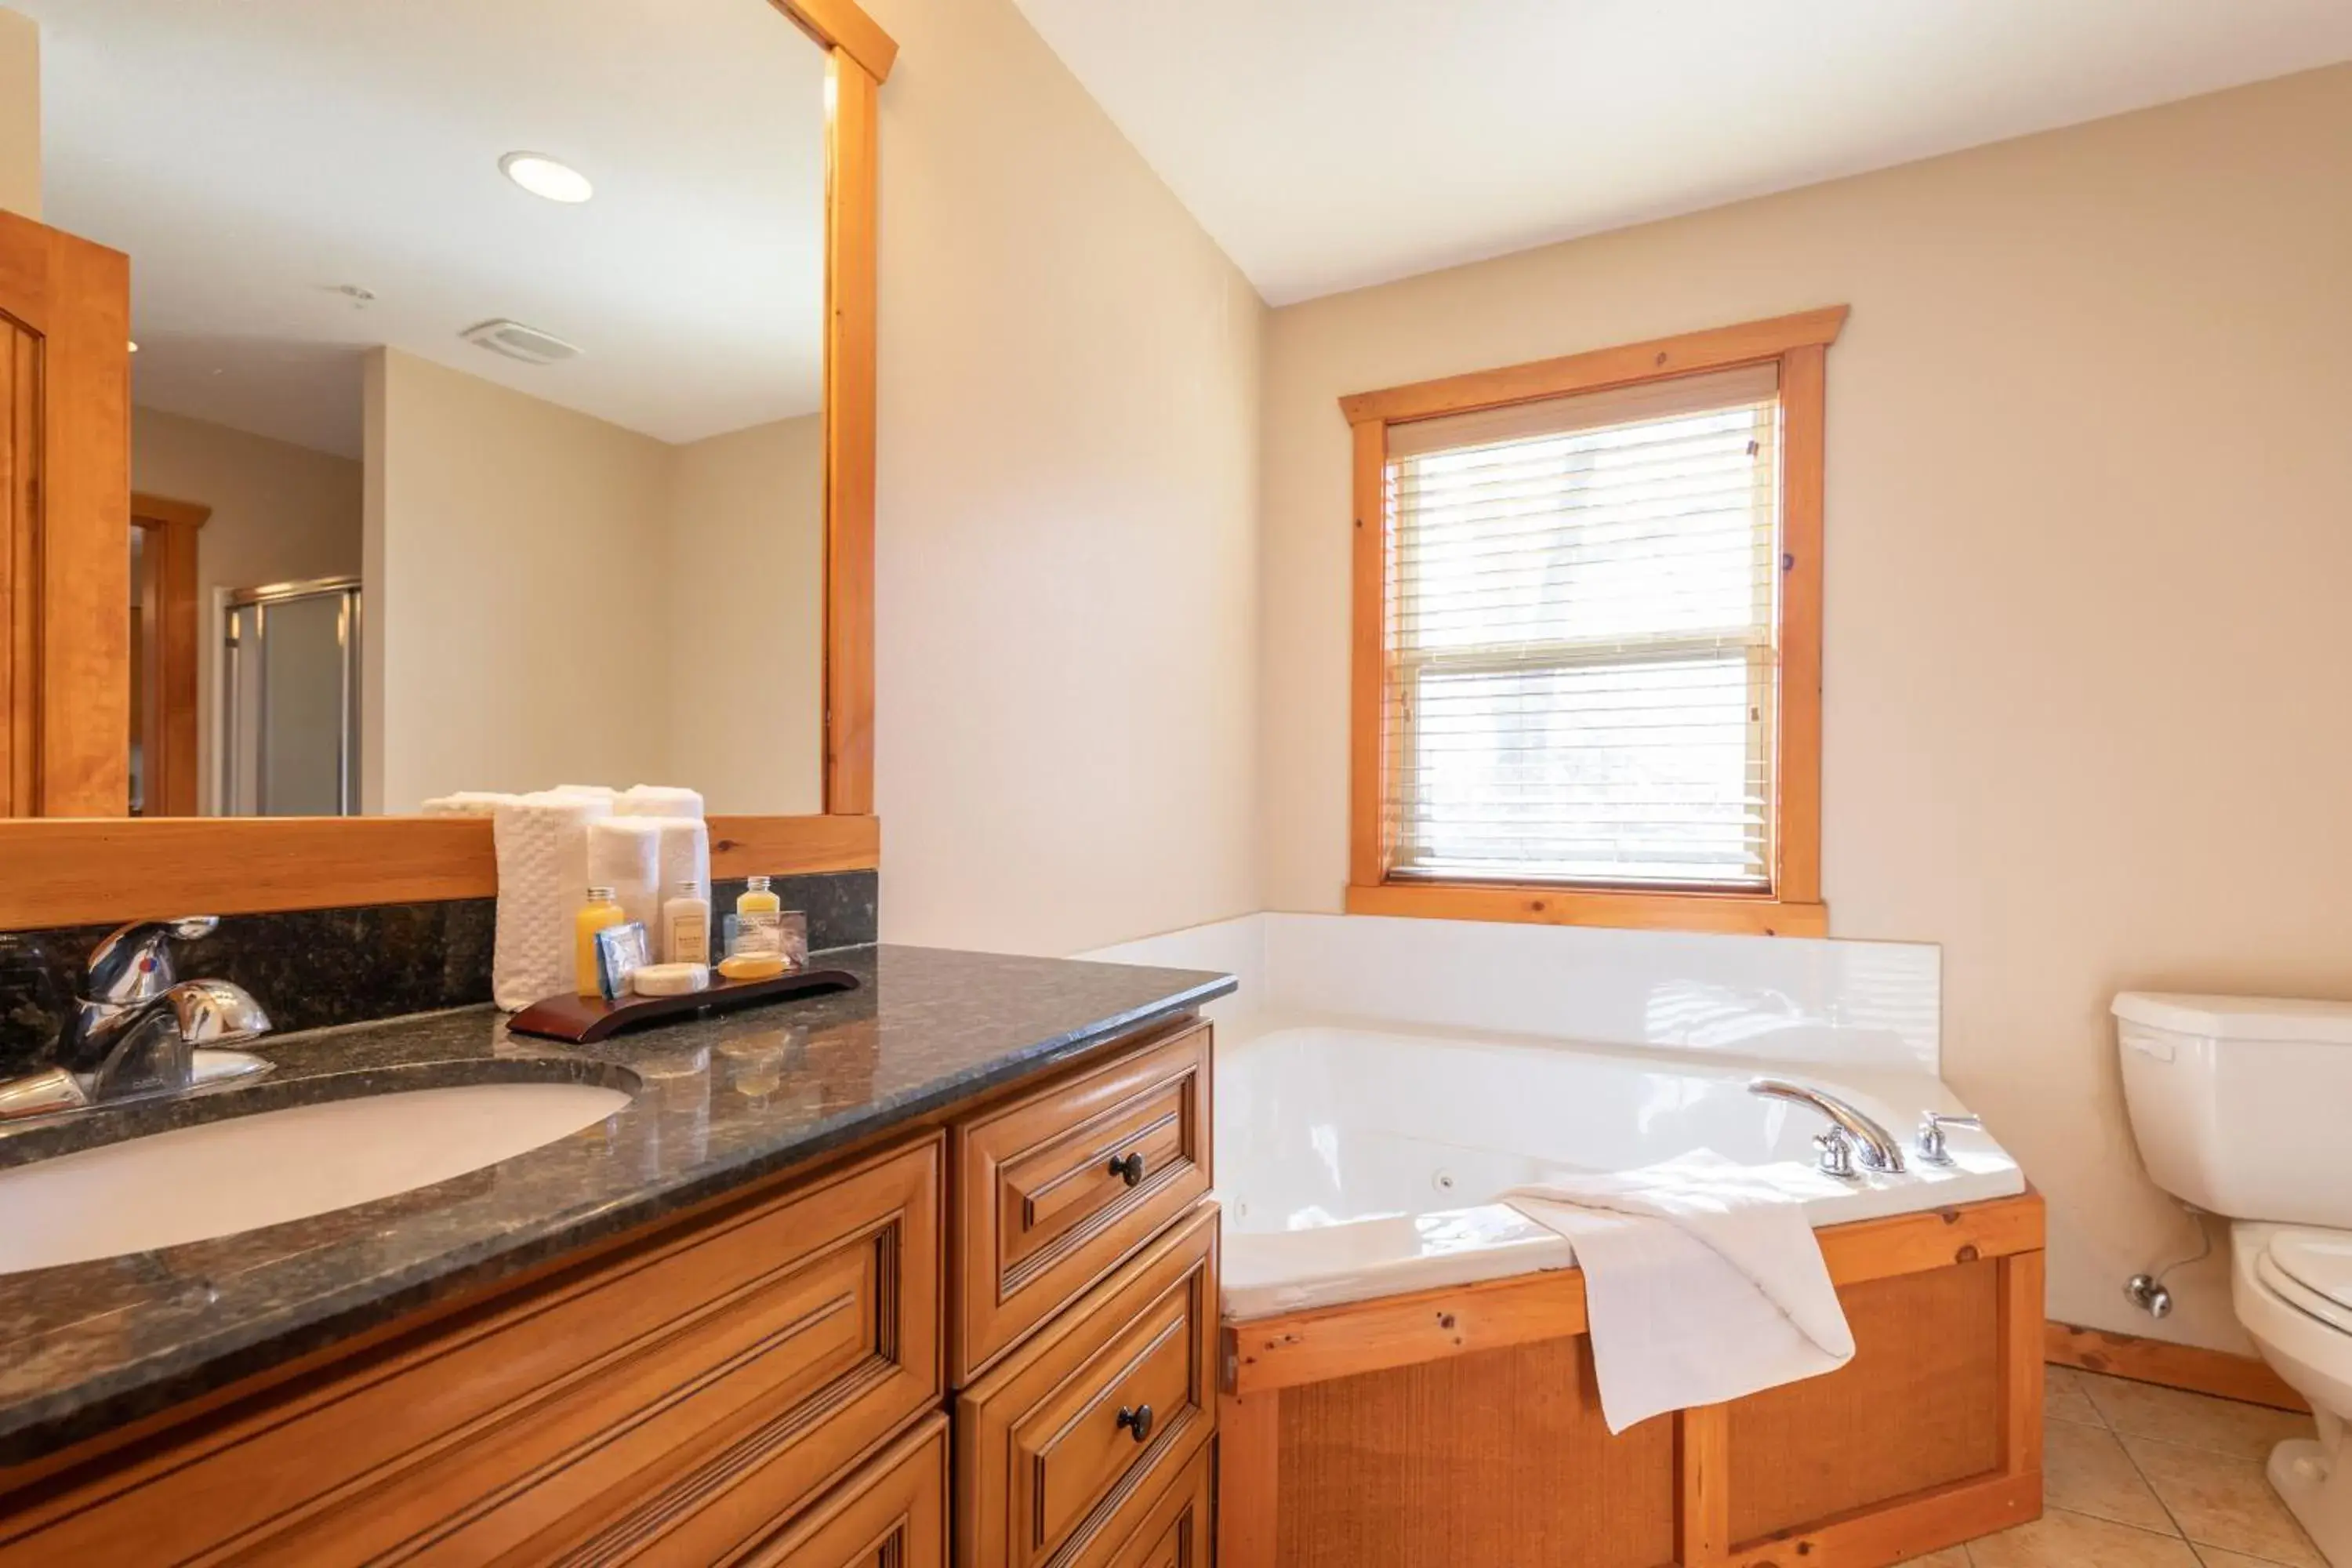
[25,0,840,818]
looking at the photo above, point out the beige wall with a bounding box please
[858,0,1265,956]
[666,413,825,815]
[0,5,38,219]
[131,407,363,812]
[364,348,828,813]
[1258,63,2352,1351]
[365,348,673,811]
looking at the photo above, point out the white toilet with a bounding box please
[2114,992,2352,1566]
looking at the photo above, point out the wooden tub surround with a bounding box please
[0,1009,1221,1567]
[1218,1190,2046,1568]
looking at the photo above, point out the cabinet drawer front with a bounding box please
[737,1413,948,1568]
[953,1022,1211,1383]
[1084,1443,1213,1568]
[1,1136,944,1566]
[956,1205,1218,1568]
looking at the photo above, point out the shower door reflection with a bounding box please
[221,578,361,816]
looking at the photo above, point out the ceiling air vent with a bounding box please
[460,318,581,365]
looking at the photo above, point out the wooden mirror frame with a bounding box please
[0,0,896,930]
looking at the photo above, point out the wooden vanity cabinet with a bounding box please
[956,1207,1218,1568]
[947,1019,1218,1568]
[751,1414,949,1568]
[0,1014,1219,1567]
[0,1134,946,1565]
[950,1021,1214,1383]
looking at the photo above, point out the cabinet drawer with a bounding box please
[951,1021,1211,1383]
[1083,1443,1213,1568]
[1,1135,944,1566]
[739,1412,948,1568]
[956,1204,1218,1568]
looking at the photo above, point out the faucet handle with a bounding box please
[84,917,220,1005]
[1815,1127,1861,1181]
[1916,1111,1983,1166]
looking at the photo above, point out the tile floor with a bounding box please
[1896,1366,2327,1566]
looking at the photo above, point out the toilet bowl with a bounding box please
[2114,992,2352,1567]
[2233,1222,2352,1561]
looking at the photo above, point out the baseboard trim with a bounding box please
[2045,1320,2310,1414]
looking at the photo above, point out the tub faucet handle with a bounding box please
[1916,1112,1982,1167]
[1814,1127,1861,1181]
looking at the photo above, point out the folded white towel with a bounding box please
[420,791,519,817]
[586,818,666,937]
[620,785,704,819]
[491,791,613,1009]
[1503,1152,1853,1433]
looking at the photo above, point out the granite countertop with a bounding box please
[0,944,1232,1464]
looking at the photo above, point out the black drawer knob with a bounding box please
[1116,1403,1154,1443]
[1107,1151,1145,1188]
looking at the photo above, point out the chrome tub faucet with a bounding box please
[0,917,272,1122]
[1748,1076,1907,1178]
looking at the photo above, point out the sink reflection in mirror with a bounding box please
[0,1080,633,1276]
[15,0,833,816]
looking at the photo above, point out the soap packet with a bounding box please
[594,920,654,1002]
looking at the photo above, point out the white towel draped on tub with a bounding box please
[1502,1152,1853,1433]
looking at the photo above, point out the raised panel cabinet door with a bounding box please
[956,1204,1218,1568]
[1083,1443,1213,1568]
[0,208,130,815]
[952,1022,1212,1383]
[0,1134,946,1566]
[739,1413,948,1568]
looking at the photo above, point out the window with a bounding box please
[1344,310,1843,935]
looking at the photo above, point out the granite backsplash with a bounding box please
[0,869,877,1080]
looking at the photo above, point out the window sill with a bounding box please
[1345,880,1829,938]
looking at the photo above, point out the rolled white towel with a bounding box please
[492,790,613,1009]
[620,785,704,820]
[586,818,666,937]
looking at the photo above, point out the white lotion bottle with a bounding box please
[662,879,711,966]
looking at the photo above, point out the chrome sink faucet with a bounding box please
[1748,1076,1907,1178]
[0,917,273,1122]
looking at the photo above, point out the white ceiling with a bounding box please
[24,0,828,456]
[1011,0,2352,306]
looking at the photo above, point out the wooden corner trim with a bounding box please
[1345,880,1830,938]
[2045,1319,2311,1414]
[1338,306,1850,426]
[130,492,212,531]
[775,0,897,82]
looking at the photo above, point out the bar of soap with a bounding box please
[717,952,788,982]
[630,962,710,997]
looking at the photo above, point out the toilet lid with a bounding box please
[2260,1227,2352,1329]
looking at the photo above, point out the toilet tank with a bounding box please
[2114,992,2352,1230]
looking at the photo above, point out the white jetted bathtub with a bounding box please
[1216,1022,2024,1319]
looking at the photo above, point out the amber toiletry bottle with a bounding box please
[575,885,625,996]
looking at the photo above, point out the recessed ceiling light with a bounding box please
[127,340,139,354]
[499,151,593,205]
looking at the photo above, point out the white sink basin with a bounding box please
[0,1081,632,1276]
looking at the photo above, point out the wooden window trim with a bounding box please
[1343,307,1846,938]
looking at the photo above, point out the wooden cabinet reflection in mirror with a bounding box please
[0,0,891,929]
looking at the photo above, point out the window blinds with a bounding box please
[1382,361,1783,891]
